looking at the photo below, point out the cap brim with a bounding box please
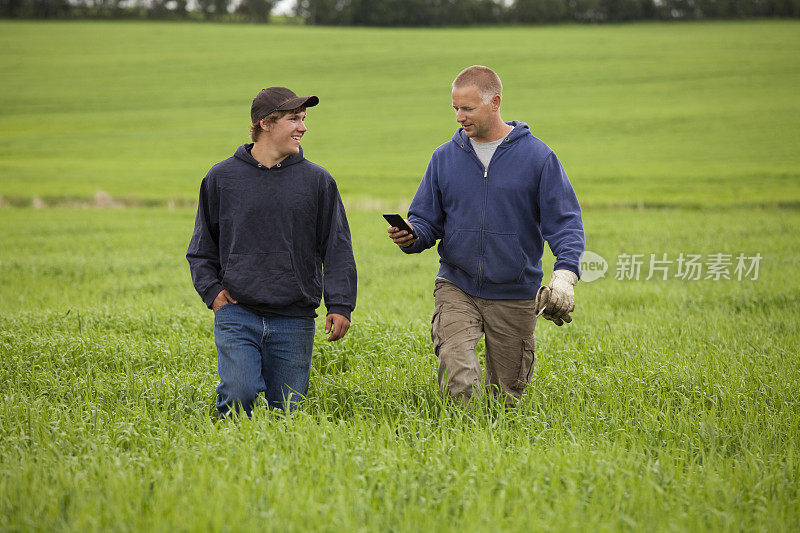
[276,95,319,111]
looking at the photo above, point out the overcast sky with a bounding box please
[181,0,294,14]
[273,0,293,15]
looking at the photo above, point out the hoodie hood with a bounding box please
[233,143,306,170]
[452,121,531,152]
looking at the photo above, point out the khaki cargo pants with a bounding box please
[431,278,538,406]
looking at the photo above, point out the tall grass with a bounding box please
[0,207,798,530]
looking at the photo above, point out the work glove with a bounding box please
[536,269,578,326]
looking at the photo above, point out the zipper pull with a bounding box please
[483,168,488,179]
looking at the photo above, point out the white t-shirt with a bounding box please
[470,136,504,169]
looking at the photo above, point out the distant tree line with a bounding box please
[296,0,800,24]
[0,0,277,22]
[2,0,798,23]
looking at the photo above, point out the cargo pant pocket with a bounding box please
[514,336,536,391]
[430,308,442,357]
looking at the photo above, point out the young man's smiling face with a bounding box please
[451,85,499,142]
[262,109,307,159]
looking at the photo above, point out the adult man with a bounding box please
[388,66,584,406]
[188,86,357,417]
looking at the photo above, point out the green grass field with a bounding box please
[1,19,799,531]
[1,20,800,207]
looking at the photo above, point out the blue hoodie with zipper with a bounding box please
[404,121,584,300]
[187,143,357,319]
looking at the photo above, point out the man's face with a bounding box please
[451,85,497,141]
[262,110,307,157]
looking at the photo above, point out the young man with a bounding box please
[188,86,357,417]
[388,66,584,406]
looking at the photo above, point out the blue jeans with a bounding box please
[213,303,315,417]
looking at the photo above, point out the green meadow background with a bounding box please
[1,19,799,531]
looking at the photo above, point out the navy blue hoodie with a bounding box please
[187,144,357,319]
[404,121,584,299]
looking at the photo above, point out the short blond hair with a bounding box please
[452,65,503,104]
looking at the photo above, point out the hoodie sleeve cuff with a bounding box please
[400,239,424,254]
[553,263,581,282]
[325,305,352,321]
[201,282,225,309]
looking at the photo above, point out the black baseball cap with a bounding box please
[251,87,319,123]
